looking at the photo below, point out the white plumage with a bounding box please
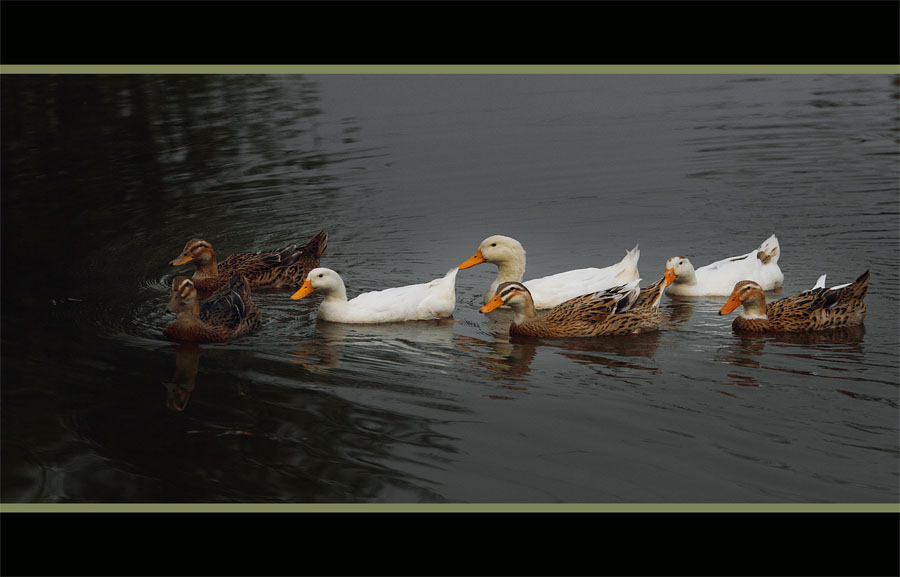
[665,234,785,297]
[458,235,641,309]
[291,267,458,323]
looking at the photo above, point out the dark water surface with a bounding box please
[2,74,898,503]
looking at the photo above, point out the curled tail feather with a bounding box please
[301,230,329,260]
[756,234,780,265]
[851,269,870,299]
[615,244,641,279]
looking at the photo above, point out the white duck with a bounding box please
[665,234,784,297]
[291,267,458,323]
[458,235,641,309]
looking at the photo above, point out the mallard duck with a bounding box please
[458,235,640,309]
[291,267,458,323]
[163,274,261,342]
[718,270,869,332]
[169,230,328,292]
[479,273,673,338]
[665,234,784,296]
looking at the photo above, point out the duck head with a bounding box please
[480,281,536,323]
[167,276,200,316]
[665,256,696,285]
[719,280,767,317]
[291,267,346,301]
[459,235,525,270]
[170,239,216,268]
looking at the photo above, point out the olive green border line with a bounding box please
[1,503,898,513]
[0,65,898,74]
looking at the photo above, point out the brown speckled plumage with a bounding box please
[163,275,261,342]
[756,241,778,265]
[719,270,869,333]
[169,230,328,293]
[483,275,672,338]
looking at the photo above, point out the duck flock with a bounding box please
[163,230,870,343]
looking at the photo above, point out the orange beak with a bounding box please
[718,292,742,315]
[479,293,505,314]
[664,268,676,286]
[170,254,193,266]
[459,249,486,270]
[290,279,315,300]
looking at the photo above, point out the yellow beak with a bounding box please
[459,249,486,270]
[664,268,676,286]
[290,279,315,300]
[718,292,742,315]
[479,293,505,314]
[170,254,193,266]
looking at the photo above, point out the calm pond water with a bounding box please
[2,74,898,504]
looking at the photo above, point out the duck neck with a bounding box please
[739,295,768,320]
[494,257,526,285]
[191,253,219,281]
[509,298,537,326]
[320,281,349,304]
[485,258,527,304]
[674,264,697,286]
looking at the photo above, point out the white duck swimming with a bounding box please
[290,267,458,323]
[664,234,784,297]
[457,235,641,309]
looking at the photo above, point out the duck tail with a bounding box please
[850,269,870,298]
[616,244,641,279]
[824,270,869,306]
[426,267,459,290]
[301,230,329,259]
[756,234,780,265]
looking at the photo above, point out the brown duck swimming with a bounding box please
[718,270,869,332]
[480,272,674,338]
[164,275,261,342]
[169,230,328,292]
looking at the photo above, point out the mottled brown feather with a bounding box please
[499,276,669,338]
[164,275,261,342]
[727,270,869,332]
[171,230,328,293]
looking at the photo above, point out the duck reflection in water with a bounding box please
[454,332,539,380]
[658,296,699,327]
[716,325,866,388]
[163,343,201,411]
[290,317,457,373]
[456,322,662,384]
[551,330,661,373]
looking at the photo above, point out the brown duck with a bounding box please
[480,272,674,338]
[169,230,328,292]
[164,275,261,342]
[718,270,869,332]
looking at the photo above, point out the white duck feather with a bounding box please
[665,234,784,297]
[805,274,850,292]
[291,267,458,323]
[458,235,641,309]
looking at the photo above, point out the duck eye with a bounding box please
[318,273,324,278]
[491,243,496,247]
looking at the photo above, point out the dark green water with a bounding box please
[2,74,898,503]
